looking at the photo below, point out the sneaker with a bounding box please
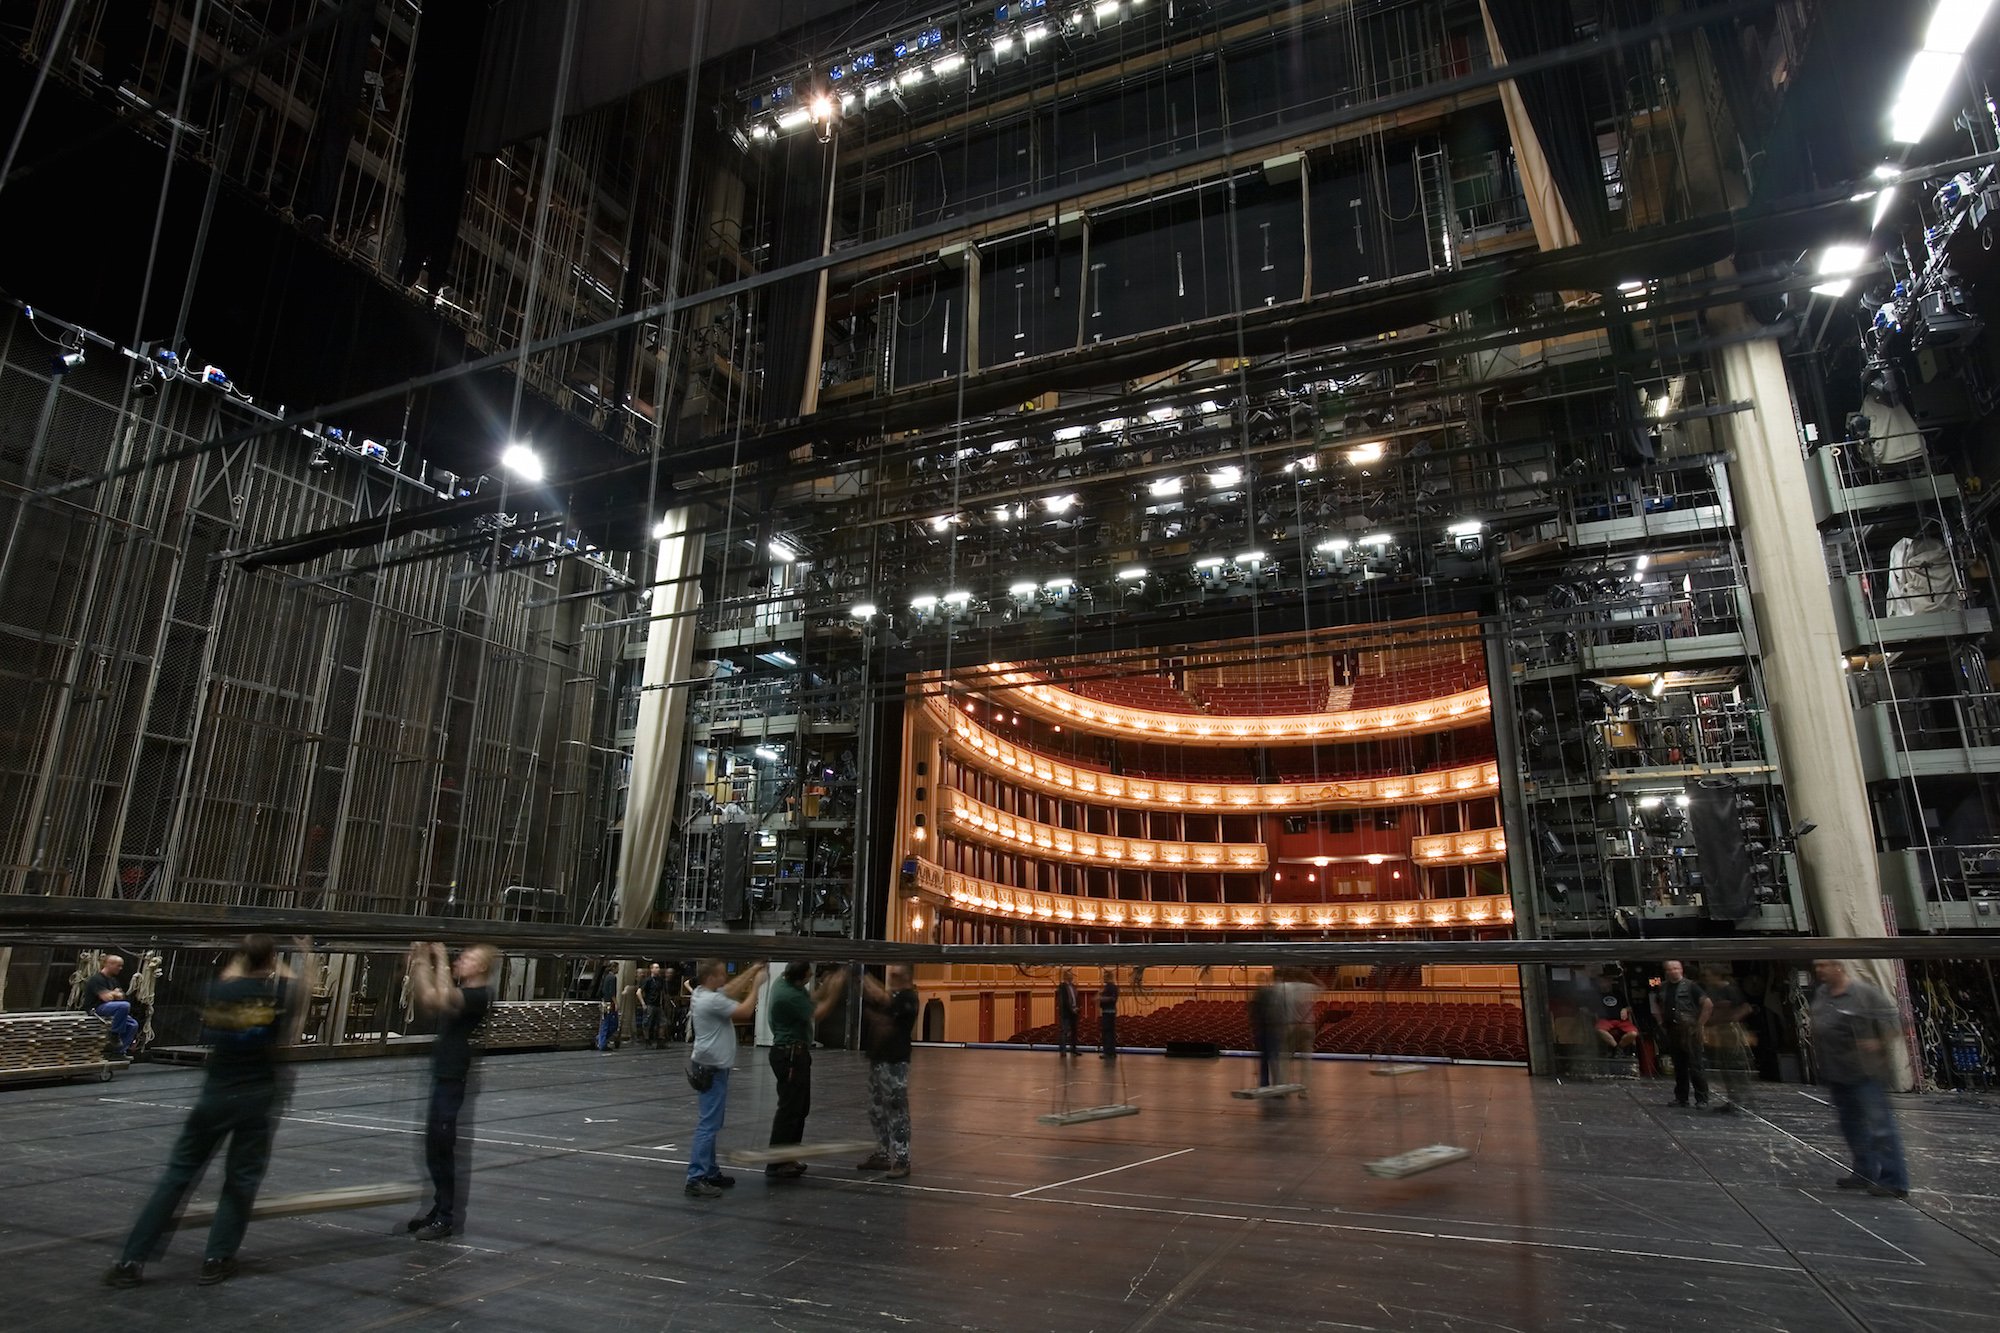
[684,1180,724,1200]
[703,1173,735,1189]
[1834,1176,1869,1190]
[886,1162,910,1180]
[855,1152,894,1171]
[102,1261,143,1289]
[767,1161,807,1179]
[1866,1184,1910,1199]
[198,1257,237,1286]
[413,1221,456,1240]
[404,1213,438,1233]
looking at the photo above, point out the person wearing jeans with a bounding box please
[684,959,765,1200]
[85,955,139,1056]
[1811,960,1911,1198]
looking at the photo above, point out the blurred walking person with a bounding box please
[684,959,766,1199]
[857,965,919,1179]
[1811,960,1910,1199]
[406,942,494,1238]
[1056,969,1080,1057]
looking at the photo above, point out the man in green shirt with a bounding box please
[765,962,847,1179]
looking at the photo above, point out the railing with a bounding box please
[913,861,1514,932]
[942,789,1269,872]
[1409,827,1507,867]
[929,694,1502,811]
[1860,691,2000,752]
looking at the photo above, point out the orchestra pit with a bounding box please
[4,0,2000,1328]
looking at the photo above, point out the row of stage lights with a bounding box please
[740,0,1146,144]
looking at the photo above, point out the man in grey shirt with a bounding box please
[1810,960,1909,1198]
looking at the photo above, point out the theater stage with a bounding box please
[4,1047,1996,1330]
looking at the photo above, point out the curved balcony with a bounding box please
[930,694,1500,811]
[1409,827,1508,866]
[912,861,1514,931]
[982,663,1490,744]
[942,789,1269,872]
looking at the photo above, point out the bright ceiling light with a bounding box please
[1316,538,1351,553]
[776,107,811,131]
[943,589,972,605]
[896,66,927,87]
[1207,465,1241,488]
[1149,476,1184,497]
[1360,532,1393,547]
[651,517,674,539]
[500,443,543,481]
[755,746,781,761]
[1345,441,1385,465]
[1053,425,1088,442]
[1812,243,1870,297]
[932,53,965,76]
[808,94,836,122]
[1042,576,1075,591]
[1446,519,1482,536]
[1194,556,1227,569]
[768,540,798,561]
[1042,493,1078,513]
[1872,163,1903,181]
[1237,550,1266,564]
[1147,405,1179,422]
[992,34,1016,54]
[1095,0,1120,16]
[1634,554,1651,572]
[928,514,954,531]
[850,602,878,619]
[1926,0,1998,53]
[910,594,939,610]
[1617,279,1646,293]
[1009,581,1039,597]
[1117,566,1147,580]
[1889,49,1964,143]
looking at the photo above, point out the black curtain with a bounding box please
[759,135,837,424]
[1685,783,1756,921]
[398,1,490,285]
[1485,0,1615,243]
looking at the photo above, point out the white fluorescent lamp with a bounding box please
[1926,0,1999,53]
[1616,279,1647,293]
[1316,538,1351,553]
[932,53,965,76]
[1634,554,1650,572]
[1237,550,1266,564]
[1637,795,1664,809]
[1360,532,1393,547]
[1117,566,1147,580]
[1148,476,1184,496]
[910,594,939,610]
[1041,493,1078,513]
[1097,417,1126,432]
[755,746,782,761]
[1194,556,1227,569]
[1207,465,1241,487]
[1052,425,1089,442]
[776,107,812,130]
[1042,576,1075,590]
[1146,405,1179,422]
[769,651,797,666]
[850,602,878,618]
[768,540,798,561]
[1446,519,1482,536]
[1811,243,1870,297]
[943,589,973,605]
[1872,163,1903,181]
[1649,674,1667,697]
[500,442,543,481]
[1009,581,1040,596]
[1889,49,1964,143]
[1345,441,1385,465]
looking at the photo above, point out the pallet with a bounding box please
[1037,1104,1140,1126]
[1368,1063,1432,1077]
[1363,1144,1470,1179]
[724,1139,878,1166]
[1231,1083,1306,1099]
[177,1183,423,1227]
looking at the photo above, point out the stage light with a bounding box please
[1637,795,1663,809]
[1360,532,1393,547]
[1446,519,1482,536]
[755,746,781,761]
[1207,465,1241,487]
[910,594,939,610]
[776,107,811,131]
[1194,556,1227,569]
[1872,163,1903,181]
[500,443,543,481]
[1009,581,1039,597]
[1617,279,1647,293]
[1095,0,1120,16]
[1237,550,1266,565]
[1147,405,1179,422]
[1889,49,1963,143]
[1345,441,1384,465]
[932,52,965,76]
[809,94,836,121]
[1634,554,1650,572]
[1025,22,1049,44]
[768,540,798,561]
[1042,493,1078,513]
[1117,566,1147,580]
[943,589,973,605]
[992,34,1016,54]
[850,602,878,618]
[1042,576,1075,591]
[1149,476,1184,497]
[1316,538,1351,553]
[1811,244,1870,297]
[896,66,927,87]
[928,514,954,531]
[1649,673,1667,697]
[750,123,773,141]
[52,346,85,374]
[1873,188,1899,229]
[1926,0,1997,52]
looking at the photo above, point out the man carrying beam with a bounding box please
[104,934,312,1289]
[405,941,495,1239]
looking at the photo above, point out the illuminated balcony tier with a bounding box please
[1408,827,1508,867]
[982,664,1490,744]
[912,861,1514,932]
[929,694,1500,811]
[944,789,1268,872]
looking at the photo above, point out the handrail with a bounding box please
[912,861,1514,932]
[1408,827,1507,866]
[942,789,1268,872]
[928,694,1501,811]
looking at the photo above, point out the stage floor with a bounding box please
[5,1046,1998,1330]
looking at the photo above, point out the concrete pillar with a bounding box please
[1715,323,1914,1087]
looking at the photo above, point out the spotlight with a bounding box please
[500,442,543,481]
[1117,566,1147,580]
[850,602,878,619]
[1148,476,1184,497]
[768,540,799,562]
[1008,581,1039,597]
[1812,244,1870,298]
[52,346,85,375]
[1345,441,1385,465]
[754,746,782,761]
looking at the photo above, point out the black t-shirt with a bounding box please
[1659,978,1707,1026]
[1098,982,1119,1015]
[640,975,664,1005]
[84,971,122,1009]
[597,972,619,1002]
[867,987,919,1063]
[202,974,293,1085]
[1597,989,1628,1022]
[433,985,492,1081]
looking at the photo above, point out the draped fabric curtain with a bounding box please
[614,510,706,931]
[1481,0,1621,248]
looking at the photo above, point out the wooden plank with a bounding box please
[177,1183,422,1227]
[1037,1104,1141,1126]
[1364,1145,1471,1179]
[723,1139,878,1166]
[1230,1083,1306,1099]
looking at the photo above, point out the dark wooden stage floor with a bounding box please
[5,1047,1998,1330]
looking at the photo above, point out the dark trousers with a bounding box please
[1057,1012,1078,1056]
[1666,1025,1710,1104]
[120,1078,277,1263]
[768,1045,812,1156]
[1829,1078,1910,1192]
[425,1077,470,1226]
[637,1003,661,1046]
[1099,1014,1118,1058]
[1257,1024,1281,1086]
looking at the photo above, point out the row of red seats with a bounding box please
[1347,660,1484,709]
[1194,679,1330,716]
[1007,997,1526,1062]
[1070,677,1203,713]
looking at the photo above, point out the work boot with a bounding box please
[102,1261,143,1289]
[855,1152,893,1171]
[198,1257,237,1286]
